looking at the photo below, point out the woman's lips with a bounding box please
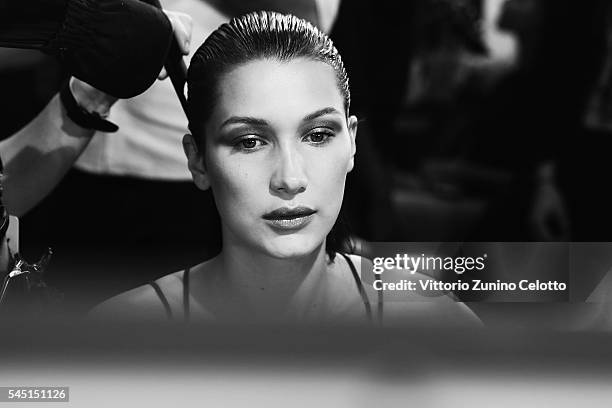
[263,207,316,230]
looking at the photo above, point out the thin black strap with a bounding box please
[149,281,173,320]
[183,268,190,321]
[377,275,384,325]
[340,253,373,323]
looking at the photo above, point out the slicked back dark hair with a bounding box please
[186,11,354,261]
[187,11,350,151]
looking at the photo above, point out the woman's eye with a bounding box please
[304,130,334,145]
[234,137,266,151]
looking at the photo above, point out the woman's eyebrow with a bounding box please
[220,116,269,129]
[302,107,342,122]
[219,107,341,129]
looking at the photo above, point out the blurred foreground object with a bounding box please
[2,323,612,407]
[0,247,57,316]
[0,217,60,317]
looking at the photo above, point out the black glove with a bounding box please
[0,0,174,98]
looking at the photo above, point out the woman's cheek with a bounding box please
[209,155,247,193]
[316,157,348,207]
[206,158,241,213]
[210,159,264,218]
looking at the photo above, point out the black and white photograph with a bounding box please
[2,0,612,406]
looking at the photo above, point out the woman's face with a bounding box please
[185,58,357,259]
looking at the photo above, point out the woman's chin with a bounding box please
[261,234,323,259]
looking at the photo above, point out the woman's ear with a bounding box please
[182,134,210,190]
[347,115,358,173]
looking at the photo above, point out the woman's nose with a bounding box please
[270,147,307,196]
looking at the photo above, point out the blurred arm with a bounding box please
[0,8,193,217]
[0,80,115,217]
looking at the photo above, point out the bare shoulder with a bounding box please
[335,253,370,278]
[345,253,370,270]
[88,270,185,321]
[346,253,482,327]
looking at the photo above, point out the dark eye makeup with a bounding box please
[218,115,344,152]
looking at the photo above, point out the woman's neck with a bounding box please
[213,241,329,318]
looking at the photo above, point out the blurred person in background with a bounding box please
[329,0,414,243]
[439,0,609,241]
[0,0,193,216]
[562,3,612,241]
[0,0,193,311]
[330,0,500,245]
